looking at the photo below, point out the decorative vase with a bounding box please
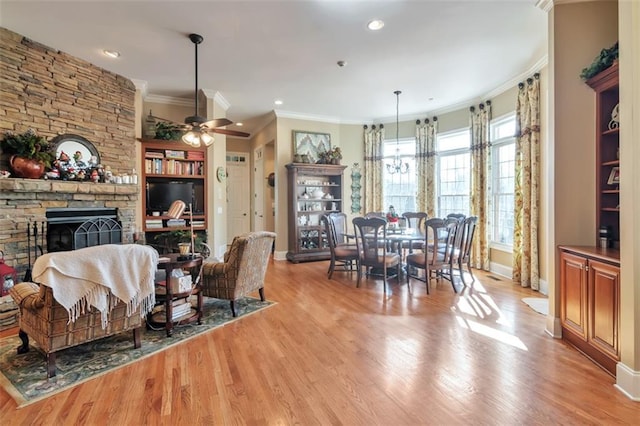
[9,155,46,179]
[178,242,191,256]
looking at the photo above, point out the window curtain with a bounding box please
[363,124,384,214]
[513,74,540,289]
[469,102,491,271]
[415,118,438,217]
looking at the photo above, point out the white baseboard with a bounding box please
[615,362,640,401]
[489,262,512,278]
[273,250,288,261]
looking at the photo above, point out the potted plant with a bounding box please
[318,147,343,165]
[154,122,184,140]
[0,129,56,179]
[153,229,205,254]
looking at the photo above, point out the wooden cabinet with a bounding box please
[559,246,620,376]
[586,62,619,247]
[139,139,208,248]
[286,163,347,263]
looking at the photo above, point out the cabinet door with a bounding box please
[587,259,620,359]
[560,251,587,339]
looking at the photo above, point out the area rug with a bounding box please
[522,297,549,316]
[0,297,275,407]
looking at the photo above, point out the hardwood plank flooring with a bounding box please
[2,259,639,425]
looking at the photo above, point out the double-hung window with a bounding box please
[382,138,416,213]
[490,113,516,247]
[436,129,471,217]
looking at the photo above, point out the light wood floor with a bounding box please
[2,259,639,425]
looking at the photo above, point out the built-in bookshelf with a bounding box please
[139,139,208,248]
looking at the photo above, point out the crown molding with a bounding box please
[144,94,192,107]
[201,89,230,112]
[131,79,147,97]
[274,109,342,124]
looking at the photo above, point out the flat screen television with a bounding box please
[147,181,204,215]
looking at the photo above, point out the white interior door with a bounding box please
[254,147,265,232]
[227,153,250,243]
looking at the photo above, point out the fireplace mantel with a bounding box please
[0,178,138,196]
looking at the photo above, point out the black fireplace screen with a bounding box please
[46,208,121,252]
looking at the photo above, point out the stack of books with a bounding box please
[187,151,205,161]
[166,219,186,227]
[191,220,205,228]
[145,218,163,229]
[165,149,185,159]
[170,298,192,320]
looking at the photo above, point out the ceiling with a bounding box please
[0,0,547,137]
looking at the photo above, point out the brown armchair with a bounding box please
[201,231,276,316]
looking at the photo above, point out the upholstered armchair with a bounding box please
[9,244,158,378]
[201,231,276,316]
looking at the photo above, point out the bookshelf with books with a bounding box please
[139,139,208,246]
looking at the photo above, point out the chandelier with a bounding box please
[386,90,409,174]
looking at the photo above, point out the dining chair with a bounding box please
[446,213,466,221]
[401,211,428,252]
[352,216,401,293]
[321,214,359,279]
[405,217,459,294]
[452,215,478,285]
[328,212,354,246]
[364,211,386,219]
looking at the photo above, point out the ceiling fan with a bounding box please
[155,33,250,147]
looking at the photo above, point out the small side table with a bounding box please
[148,254,203,337]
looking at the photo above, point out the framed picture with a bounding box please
[607,166,620,185]
[293,131,331,164]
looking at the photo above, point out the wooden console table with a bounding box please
[148,254,203,337]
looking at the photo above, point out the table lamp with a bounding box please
[167,199,196,260]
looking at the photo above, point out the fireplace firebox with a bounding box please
[46,208,121,252]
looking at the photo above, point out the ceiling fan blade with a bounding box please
[211,128,251,138]
[201,118,233,129]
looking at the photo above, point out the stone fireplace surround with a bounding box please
[0,178,138,278]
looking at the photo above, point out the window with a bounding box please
[382,138,416,214]
[490,114,516,246]
[436,129,470,217]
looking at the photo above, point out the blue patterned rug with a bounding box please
[0,297,274,407]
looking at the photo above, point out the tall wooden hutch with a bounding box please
[286,163,347,263]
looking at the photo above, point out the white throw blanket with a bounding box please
[32,244,159,328]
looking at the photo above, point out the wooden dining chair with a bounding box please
[352,216,401,293]
[401,211,428,252]
[321,214,359,279]
[405,217,459,294]
[451,215,478,285]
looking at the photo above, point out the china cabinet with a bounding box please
[286,163,347,263]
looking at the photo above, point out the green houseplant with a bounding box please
[154,121,184,140]
[580,41,618,80]
[0,129,56,178]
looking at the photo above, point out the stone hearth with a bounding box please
[0,178,138,278]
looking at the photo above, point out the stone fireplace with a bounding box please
[0,179,138,278]
[0,27,139,280]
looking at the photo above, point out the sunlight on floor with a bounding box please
[451,278,527,350]
[455,316,528,350]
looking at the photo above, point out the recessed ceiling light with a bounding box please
[367,19,384,31]
[236,122,243,127]
[103,50,120,58]
[274,99,283,106]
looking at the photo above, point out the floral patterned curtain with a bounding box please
[415,118,437,217]
[363,124,384,214]
[513,74,540,289]
[469,102,491,271]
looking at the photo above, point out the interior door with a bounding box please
[226,153,250,243]
[254,147,265,232]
